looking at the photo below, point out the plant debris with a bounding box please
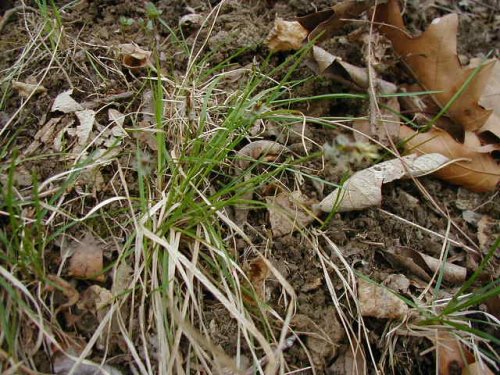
[357,278,408,320]
[67,234,105,282]
[316,153,449,212]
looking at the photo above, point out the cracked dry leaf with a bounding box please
[400,126,500,192]
[266,191,316,237]
[358,278,408,319]
[375,0,496,132]
[51,89,84,113]
[67,234,105,282]
[317,153,449,212]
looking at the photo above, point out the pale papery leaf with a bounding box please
[317,153,450,212]
[75,109,96,146]
[51,89,84,113]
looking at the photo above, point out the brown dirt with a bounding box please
[0,0,498,374]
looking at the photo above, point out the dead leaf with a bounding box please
[179,13,204,29]
[477,215,498,253]
[243,258,269,302]
[118,43,152,70]
[463,362,496,375]
[358,278,408,319]
[308,46,397,94]
[266,18,309,52]
[52,349,123,375]
[12,80,46,97]
[475,58,500,141]
[374,0,500,192]
[374,0,496,132]
[434,331,474,375]
[316,153,449,212]
[419,252,467,285]
[75,109,96,147]
[266,190,316,237]
[327,344,366,375]
[51,90,84,113]
[295,0,379,43]
[46,275,79,315]
[384,247,466,285]
[384,247,434,282]
[67,234,105,282]
[292,309,345,370]
[400,126,500,192]
[430,330,497,375]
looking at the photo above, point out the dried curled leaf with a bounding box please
[295,0,379,42]
[401,126,500,192]
[385,246,466,285]
[317,153,449,212]
[266,18,309,52]
[307,46,397,94]
[118,43,152,70]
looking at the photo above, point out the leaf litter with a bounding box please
[1,0,498,374]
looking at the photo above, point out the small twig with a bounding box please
[0,5,37,34]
